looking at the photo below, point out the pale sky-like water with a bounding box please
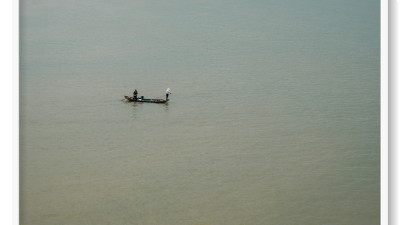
[20,0,380,224]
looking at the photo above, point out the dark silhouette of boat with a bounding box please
[124,96,168,103]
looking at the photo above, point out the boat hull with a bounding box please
[124,96,168,103]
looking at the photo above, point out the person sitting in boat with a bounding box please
[166,88,171,100]
[133,89,138,100]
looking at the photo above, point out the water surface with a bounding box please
[20,0,380,224]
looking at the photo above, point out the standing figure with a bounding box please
[133,89,138,100]
[166,88,171,100]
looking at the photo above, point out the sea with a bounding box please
[19,0,381,224]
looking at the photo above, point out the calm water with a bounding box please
[20,0,380,224]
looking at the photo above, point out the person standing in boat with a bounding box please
[166,88,171,100]
[133,89,138,100]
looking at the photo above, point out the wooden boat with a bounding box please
[124,96,168,103]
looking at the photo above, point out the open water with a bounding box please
[20,0,380,224]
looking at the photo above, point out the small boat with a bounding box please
[124,96,168,103]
